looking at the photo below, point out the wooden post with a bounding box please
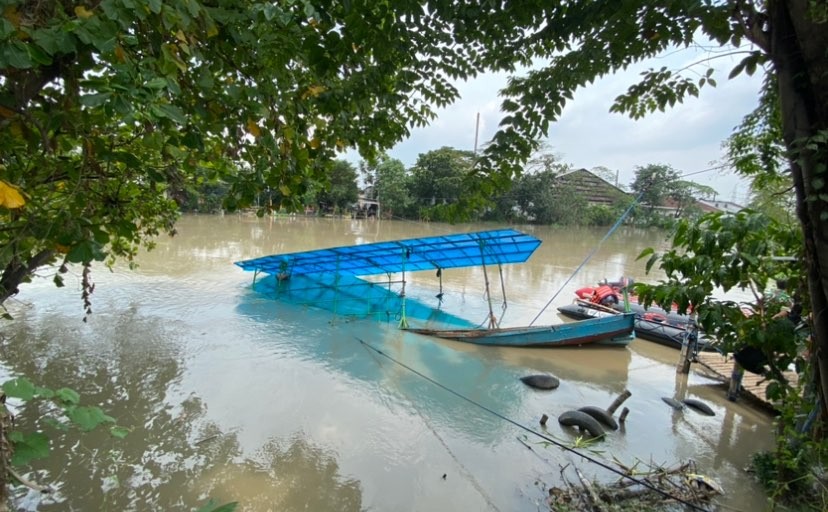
[606,389,631,415]
[479,241,497,329]
[676,316,697,374]
[727,361,744,402]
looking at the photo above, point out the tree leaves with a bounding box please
[66,406,116,432]
[0,180,25,208]
[9,431,50,466]
[3,377,37,400]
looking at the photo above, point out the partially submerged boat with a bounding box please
[405,312,635,347]
[558,299,711,351]
[236,229,635,347]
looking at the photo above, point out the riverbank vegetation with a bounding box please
[2,1,827,510]
[178,146,717,229]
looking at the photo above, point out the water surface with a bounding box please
[2,215,774,511]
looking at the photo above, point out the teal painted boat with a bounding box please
[405,312,636,348]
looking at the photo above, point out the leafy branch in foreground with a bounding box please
[635,210,827,507]
[1,376,127,499]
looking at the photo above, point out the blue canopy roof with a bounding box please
[235,229,541,277]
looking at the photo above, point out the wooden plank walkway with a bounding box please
[693,352,798,412]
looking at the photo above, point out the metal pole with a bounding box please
[479,241,497,329]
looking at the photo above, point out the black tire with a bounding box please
[577,406,619,430]
[558,410,605,438]
[520,374,560,390]
[682,398,715,416]
[661,397,685,410]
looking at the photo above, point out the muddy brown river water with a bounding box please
[1,215,773,511]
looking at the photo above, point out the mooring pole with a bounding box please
[479,241,497,329]
[676,313,697,374]
[399,248,409,329]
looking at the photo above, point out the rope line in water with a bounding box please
[360,340,501,511]
[355,336,710,512]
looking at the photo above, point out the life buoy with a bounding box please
[591,285,618,305]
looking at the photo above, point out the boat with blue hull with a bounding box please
[405,312,635,347]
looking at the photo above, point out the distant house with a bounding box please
[352,187,380,218]
[555,168,632,206]
[696,199,744,214]
[650,197,744,217]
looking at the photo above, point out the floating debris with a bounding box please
[662,397,685,410]
[558,410,605,439]
[683,398,716,416]
[521,374,560,390]
[578,405,619,430]
[546,459,723,511]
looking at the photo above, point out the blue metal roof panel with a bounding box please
[235,229,541,277]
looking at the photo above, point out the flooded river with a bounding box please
[2,215,774,511]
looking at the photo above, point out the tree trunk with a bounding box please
[768,0,828,425]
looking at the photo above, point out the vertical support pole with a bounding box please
[676,340,693,374]
[676,313,696,374]
[252,269,259,286]
[399,248,409,329]
[727,361,744,402]
[331,256,340,323]
[479,241,497,329]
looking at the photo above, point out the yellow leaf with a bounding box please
[74,6,94,19]
[175,30,187,43]
[309,138,321,149]
[247,119,261,138]
[55,244,70,254]
[279,185,291,196]
[300,85,326,100]
[335,139,346,151]
[3,6,20,27]
[0,105,16,119]
[0,180,25,209]
[206,19,219,38]
[114,45,126,62]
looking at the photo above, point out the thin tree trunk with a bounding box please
[0,250,55,305]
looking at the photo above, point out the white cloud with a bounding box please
[379,44,764,205]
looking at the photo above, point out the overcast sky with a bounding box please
[367,43,765,205]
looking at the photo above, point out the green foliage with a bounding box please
[586,204,622,226]
[2,377,125,466]
[408,147,475,221]
[634,210,824,504]
[373,157,412,218]
[0,0,494,304]
[630,164,682,209]
[316,160,358,213]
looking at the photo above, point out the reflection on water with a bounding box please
[1,215,774,511]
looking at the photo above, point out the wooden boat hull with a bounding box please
[558,301,712,351]
[405,313,635,347]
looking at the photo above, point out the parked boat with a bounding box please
[405,312,636,347]
[558,299,711,351]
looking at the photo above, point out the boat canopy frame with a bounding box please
[235,229,542,278]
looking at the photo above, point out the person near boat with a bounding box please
[590,284,619,306]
